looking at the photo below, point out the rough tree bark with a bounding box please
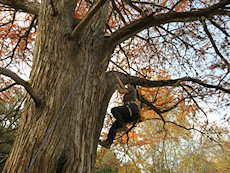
[3,0,113,172]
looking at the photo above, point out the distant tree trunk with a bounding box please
[3,0,112,172]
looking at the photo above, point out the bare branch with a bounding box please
[0,68,41,106]
[201,17,230,70]
[111,0,126,24]
[0,0,39,15]
[107,0,230,46]
[157,25,194,50]
[4,15,37,68]
[138,93,166,127]
[180,84,209,128]
[118,44,147,78]
[187,78,230,94]
[22,15,37,53]
[0,82,16,92]
[123,0,145,16]
[109,60,130,75]
[161,97,186,113]
[71,0,107,38]
[209,19,230,37]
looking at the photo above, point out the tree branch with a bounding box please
[187,78,230,94]
[201,17,230,70]
[123,0,145,16]
[0,82,16,92]
[209,19,230,37]
[0,68,41,106]
[71,0,107,38]
[180,84,209,129]
[107,0,230,46]
[138,93,166,126]
[107,72,230,94]
[118,44,147,78]
[161,97,186,113]
[111,0,126,24]
[0,0,39,15]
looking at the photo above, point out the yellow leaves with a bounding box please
[139,109,146,122]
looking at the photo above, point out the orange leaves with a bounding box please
[75,0,91,19]
[173,0,190,12]
[0,82,25,105]
[0,6,35,107]
[0,9,35,67]
[139,109,146,121]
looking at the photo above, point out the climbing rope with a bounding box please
[26,35,105,173]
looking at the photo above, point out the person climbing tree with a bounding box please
[99,73,140,149]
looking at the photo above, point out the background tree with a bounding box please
[95,148,121,173]
[0,0,229,172]
[0,92,24,172]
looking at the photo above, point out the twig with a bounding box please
[109,60,130,75]
[161,97,187,113]
[139,94,166,128]
[201,17,230,70]
[209,19,230,37]
[146,117,228,153]
[118,45,147,78]
[180,84,209,131]
[0,82,16,92]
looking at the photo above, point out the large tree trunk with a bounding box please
[3,0,112,172]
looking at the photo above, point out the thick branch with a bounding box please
[0,0,39,15]
[107,0,230,45]
[106,72,230,94]
[0,68,41,106]
[71,0,107,38]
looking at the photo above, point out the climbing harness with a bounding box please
[26,35,105,173]
[125,104,133,117]
[125,100,140,107]
[124,100,140,117]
